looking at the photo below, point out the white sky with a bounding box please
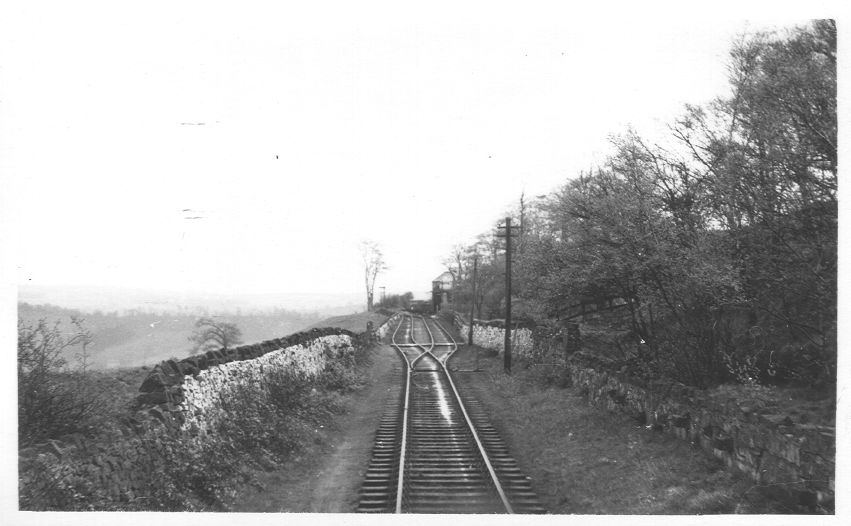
[0,2,840,302]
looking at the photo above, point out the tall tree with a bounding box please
[188,317,243,354]
[360,240,387,312]
[443,244,467,282]
[670,20,837,369]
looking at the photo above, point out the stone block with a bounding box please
[178,359,200,377]
[163,359,182,377]
[137,390,168,405]
[138,371,167,393]
[148,407,166,423]
[166,385,184,404]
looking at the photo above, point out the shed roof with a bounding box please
[432,271,455,283]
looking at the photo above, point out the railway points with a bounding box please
[357,313,544,514]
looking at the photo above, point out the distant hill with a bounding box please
[18,284,365,317]
[18,303,324,369]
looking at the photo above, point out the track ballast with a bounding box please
[357,314,545,514]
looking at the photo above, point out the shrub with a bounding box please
[20,333,370,511]
[18,317,102,446]
[539,365,573,388]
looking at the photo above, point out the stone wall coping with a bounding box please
[138,327,359,396]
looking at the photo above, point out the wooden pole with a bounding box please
[504,217,512,375]
[469,255,478,370]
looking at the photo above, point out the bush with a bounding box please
[539,365,573,388]
[18,317,102,446]
[20,334,371,511]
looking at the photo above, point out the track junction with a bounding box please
[357,313,544,514]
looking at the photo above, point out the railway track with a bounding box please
[357,313,545,514]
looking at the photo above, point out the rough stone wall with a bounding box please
[19,327,363,509]
[451,314,534,358]
[179,334,353,438]
[136,327,359,406]
[567,351,835,509]
[375,312,402,340]
[455,313,834,510]
[471,325,533,357]
[452,313,470,343]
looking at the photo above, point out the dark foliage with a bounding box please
[18,317,103,446]
[445,22,836,390]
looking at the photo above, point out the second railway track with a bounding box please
[357,313,545,514]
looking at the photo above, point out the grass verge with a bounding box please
[450,343,811,514]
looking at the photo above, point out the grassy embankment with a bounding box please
[445,324,818,514]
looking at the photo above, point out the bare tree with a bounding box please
[188,317,243,354]
[443,244,466,282]
[361,240,387,312]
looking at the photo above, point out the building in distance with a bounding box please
[431,271,455,313]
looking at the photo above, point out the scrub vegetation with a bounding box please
[446,21,836,394]
[18,313,375,511]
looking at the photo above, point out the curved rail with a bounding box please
[390,314,411,514]
[421,318,514,513]
[392,313,513,514]
[357,312,543,514]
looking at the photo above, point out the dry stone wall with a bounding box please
[567,351,835,510]
[178,334,353,438]
[452,309,834,511]
[375,312,403,340]
[19,327,365,510]
[136,327,358,406]
[451,314,534,358]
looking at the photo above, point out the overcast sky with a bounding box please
[0,3,838,302]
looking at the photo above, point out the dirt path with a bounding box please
[307,343,401,512]
[233,344,401,512]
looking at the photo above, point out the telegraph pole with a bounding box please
[504,218,512,374]
[468,255,478,367]
[497,217,520,374]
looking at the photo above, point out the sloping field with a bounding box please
[308,311,390,333]
[18,303,322,369]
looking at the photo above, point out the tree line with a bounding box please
[446,21,836,389]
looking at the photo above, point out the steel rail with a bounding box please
[389,313,412,514]
[390,313,438,513]
[420,317,515,514]
[358,313,544,514]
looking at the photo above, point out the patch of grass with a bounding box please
[451,344,806,514]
